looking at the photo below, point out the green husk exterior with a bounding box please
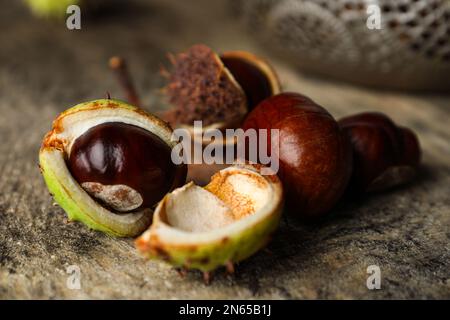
[40,151,113,235]
[39,150,151,237]
[137,197,283,271]
[59,98,137,116]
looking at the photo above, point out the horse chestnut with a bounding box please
[68,122,177,212]
[338,112,421,194]
[40,99,187,237]
[242,92,352,219]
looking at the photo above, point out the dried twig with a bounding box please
[109,56,141,107]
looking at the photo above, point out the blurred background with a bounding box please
[3,0,449,107]
[2,0,448,161]
[0,0,449,299]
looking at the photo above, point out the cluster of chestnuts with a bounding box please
[39,44,421,278]
[243,94,421,220]
[110,44,421,220]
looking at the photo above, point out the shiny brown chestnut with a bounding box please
[68,122,179,212]
[338,112,421,194]
[242,92,352,220]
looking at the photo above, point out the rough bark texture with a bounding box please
[0,0,449,299]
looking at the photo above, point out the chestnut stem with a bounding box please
[225,261,235,274]
[203,271,212,285]
[109,56,142,108]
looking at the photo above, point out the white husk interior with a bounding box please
[165,183,235,232]
[57,107,176,155]
[225,174,270,213]
[142,167,281,245]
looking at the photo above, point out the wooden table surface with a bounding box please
[0,0,449,299]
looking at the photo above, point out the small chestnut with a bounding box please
[242,92,352,219]
[338,112,421,194]
[68,122,177,212]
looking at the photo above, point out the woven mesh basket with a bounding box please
[232,0,450,91]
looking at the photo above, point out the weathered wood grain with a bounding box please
[0,0,448,299]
